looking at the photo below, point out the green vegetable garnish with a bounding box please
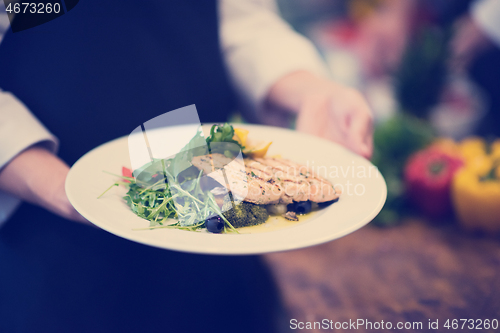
[206,123,244,149]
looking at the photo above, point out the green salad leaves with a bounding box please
[98,123,242,233]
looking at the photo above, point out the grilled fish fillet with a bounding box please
[191,154,340,205]
[191,154,282,205]
[254,157,340,203]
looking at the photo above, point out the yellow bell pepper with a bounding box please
[233,128,249,147]
[243,140,273,158]
[233,127,272,158]
[459,137,487,162]
[452,139,500,232]
[491,139,500,160]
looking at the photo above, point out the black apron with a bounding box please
[0,1,281,332]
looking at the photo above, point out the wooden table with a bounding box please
[264,220,500,332]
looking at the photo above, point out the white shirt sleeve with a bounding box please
[471,0,500,47]
[0,94,59,225]
[220,0,329,114]
[0,4,59,226]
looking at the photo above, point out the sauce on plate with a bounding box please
[237,210,318,234]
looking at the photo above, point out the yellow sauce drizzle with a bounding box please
[237,210,318,234]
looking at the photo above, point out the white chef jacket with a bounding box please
[0,0,329,225]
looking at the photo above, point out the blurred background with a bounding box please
[271,0,500,226]
[263,1,500,330]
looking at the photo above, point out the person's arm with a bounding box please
[220,0,373,158]
[267,71,373,158]
[0,91,87,225]
[0,6,85,225]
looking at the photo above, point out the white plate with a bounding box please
[66,124,386,255]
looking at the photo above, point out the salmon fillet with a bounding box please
[191,154,340,205]
[254,157,340,203]
[191,154,282,205]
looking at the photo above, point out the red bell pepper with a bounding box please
[404,147,463,218]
